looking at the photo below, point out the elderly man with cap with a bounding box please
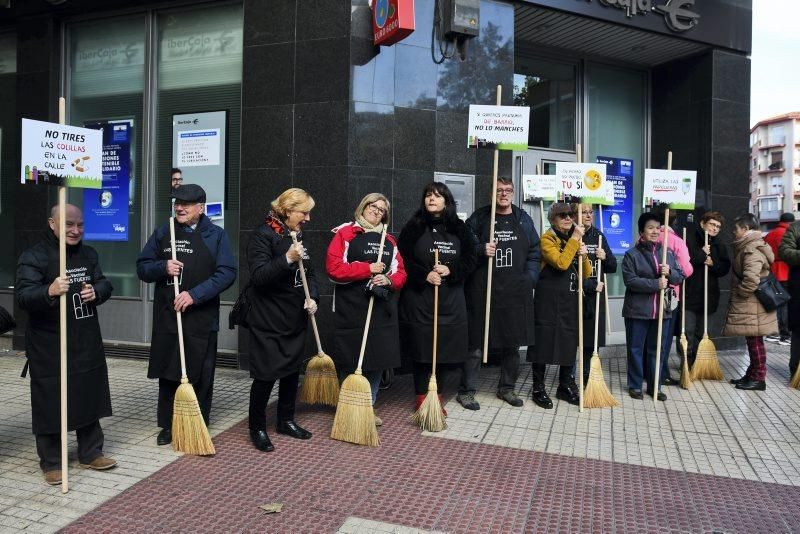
[137,184,236,446]
[16,204,117,485]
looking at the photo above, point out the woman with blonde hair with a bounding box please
[326,193,406,424]
[246,188,319,452]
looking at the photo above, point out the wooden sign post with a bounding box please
[482,86,503,363]
[57,98,68,493]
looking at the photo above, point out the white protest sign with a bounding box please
[643,168,697,210]
[21,119,103,188]
[555,162,613,205]
[467,105,530,150]
[523,174,557,202]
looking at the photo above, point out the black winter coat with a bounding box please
[16,231,113,434]
[683,225,730,314]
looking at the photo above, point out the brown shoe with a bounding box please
[44,470,62,486]
[374,410,383,427]
[79,456,118,470]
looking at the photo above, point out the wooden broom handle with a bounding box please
[433,249,440,371]
[653,151,672,403]
[598,204,611,334]
[290,231,323,354]
[576,144,584,412]
[681,227,687,335]
[482,85,503,363]
[355,226,388,371]
[57,98,68,494]
[169,217,188,379]
[593,235,603,354]
[703,230,709,335]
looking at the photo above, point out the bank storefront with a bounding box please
[0,0,752,364]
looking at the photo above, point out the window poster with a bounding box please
[596,156,634,255]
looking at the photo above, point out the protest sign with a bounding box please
[555,162,613,205]
[643,168,697,209]
[467,105,530,150]
[21,118,102,188]
[522,173,557,202]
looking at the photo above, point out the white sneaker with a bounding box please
[765,335,780,343]
[778,338,791,346]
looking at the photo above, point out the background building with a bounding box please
[0,0,753,366]
[749,112,800,227]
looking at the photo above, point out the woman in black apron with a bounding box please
[398,183,477,411]
[527,203,591,409]
[246,188,319,453]
[326,193,407,425]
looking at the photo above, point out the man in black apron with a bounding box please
[460,178,540,410]
[137,184,237,446]
[16,204,116,485]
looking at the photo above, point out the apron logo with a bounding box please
[569,271,578,293]
[496,248,513,268]
[72,292,94,320]
[166,270,183,287]
[294,267,306,288]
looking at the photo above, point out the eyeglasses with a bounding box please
[368,203,387,216]
[496,188,514,196]
[557,213,573,220]
[580,211,592,216]
[705,221,721,229]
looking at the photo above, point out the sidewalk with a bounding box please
[2,343,800,533]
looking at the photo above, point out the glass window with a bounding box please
[68,16,146,297]
[0,32,16,288]
[156,4,242,300]
[586,63,646,297]
[513,57,576,150]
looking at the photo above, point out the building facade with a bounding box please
[749,112,800,227]
[0,0,753,365]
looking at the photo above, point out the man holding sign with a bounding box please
[460,177,540,410]
[16,205,117,485]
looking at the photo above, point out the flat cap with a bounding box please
[172,184,206,203]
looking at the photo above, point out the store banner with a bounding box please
[467,105,530,150]
[643,168,697,210]
[372,0,415,46]
[522,173,557,202]
[82,120,132,242]
[173,110,227,227]
[555,162,613,205]
[596,156,634,255]
[20,118,103,188]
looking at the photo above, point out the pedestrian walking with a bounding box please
[526,202,591,409]
[622,212,684,401]
[326,193,406,426]
[16,204,117,485]
[245,188,319,452]
[765,213,793,345]
[458,177,539,411]
[398,182,477,413]
[137,184,236,447]
[724,214,777,391]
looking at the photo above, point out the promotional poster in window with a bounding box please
[596,155,633,256]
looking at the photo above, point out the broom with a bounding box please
[330,226,388,446]
[692,229,724,380]
[169,217,215,456]
[584,235,619,408]
[412,249,447,432]
[679,227,693,389]
[790,365,800,389]
[291,232,339,406]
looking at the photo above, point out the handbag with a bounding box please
[0,305,16,336]
[228,282,252,330]
[732,265,789,312]
[663,286,678,312]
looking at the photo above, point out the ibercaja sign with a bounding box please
[372,0,415,46]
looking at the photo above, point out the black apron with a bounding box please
[582,231,607,349]
[399,223,468,364]
[528,231,580,366]
[332,231,401,373]
[148,222,218,382]
[27,245,112,435]
[247,230,310,381]
[466,212,535,349]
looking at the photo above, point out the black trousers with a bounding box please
[36,420,103,472]
[157,333,217,429]
[570,347,594,386]
[459,347,521,395]
[412,361,461,396]
[248,372,300,432]
[791,330,800,377]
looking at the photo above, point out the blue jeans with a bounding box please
[659,316,674,382]
[625,318,660,393]
[365,369,382,406]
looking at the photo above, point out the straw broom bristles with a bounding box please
[330,370,379,446]
[172,378,216,456]
[299,353,340,406]
[412,376,447,431]
[790,365,800,389]
[583,353,619,408]
[679,334,692,389]
[692,335,724,380]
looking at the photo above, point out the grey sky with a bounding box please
[750,0,800,127]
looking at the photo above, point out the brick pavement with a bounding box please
[1,343,800,532]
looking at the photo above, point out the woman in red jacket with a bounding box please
[326,193,406,422]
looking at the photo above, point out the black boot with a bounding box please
[249,429,274,452]
[530,383,553,409]
[276,420,312,440]
[556,382,580,405]
[156,428,172,446]
[735,379,766,391]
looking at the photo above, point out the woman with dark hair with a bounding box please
[526,203,591,409]
[398,182,477,411]
[723,213,777,390]
[622,213,684,400]
[246,188,319,453]
[326,193,407,425]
